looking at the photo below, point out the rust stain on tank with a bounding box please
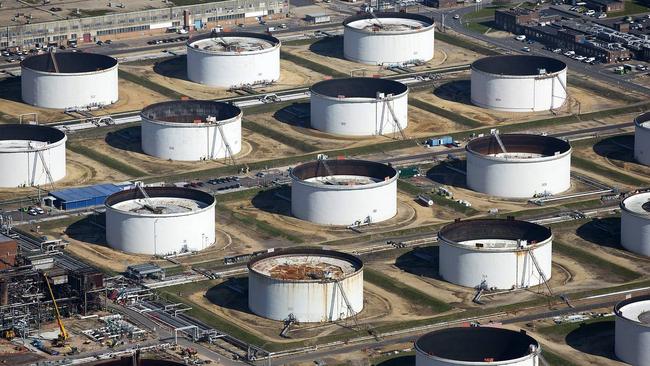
[269,262,344,280]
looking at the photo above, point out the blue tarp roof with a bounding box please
[50,183,124,203]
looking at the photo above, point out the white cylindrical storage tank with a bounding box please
[186,32,280,88]
[466,133,572,198]
[343,12,434,65]
[0,124,67,188]
[615,295,650,366]
[634,112,650,166]
[290,159,398,226]
[438,218,553,290]
[141,100,242,161]
[471,55,567,112]
[248,248,364,323]
[620,192,650,257]
[310,78,409,136]
[105,186,216,255]
[415,327,541,366]
[21,52,118,109]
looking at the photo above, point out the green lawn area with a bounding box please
[610,0,650,16]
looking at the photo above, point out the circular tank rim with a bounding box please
[438,218,552,252]
[415,327,541,364]
[0,124,67,153]
[465,134,572,163]
[634,112,650,130]
[105,186,216,218]
[342,12,434,35]
[21,52,118,75]
[310,77,408,102]
[247,248,363,283]
[290,159,398,190]
[614,294,650,328]
[620,192,650,218]
[186,31,281,56]
[140,100,242,127]
[471,55,566,77]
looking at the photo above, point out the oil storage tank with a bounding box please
[310,78,408,136]
[105,186,216,255]
[140,100,242,161]
[615,295,650,366]
[620,192,650,256]
[471,55,567,112]
[0,124,66,187]
[415,327,541,366]
[634,112,650,166]
[438,218,553,290]
[466,133,572,198]
[21,52,118,109]
[248,248,363,322]
[186,32,280,88]
[290,159,398,226]
[343,12,434,65]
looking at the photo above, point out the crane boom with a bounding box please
[43,273,68,341]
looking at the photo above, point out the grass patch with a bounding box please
[542,349,580,366]
[68,143,146,177]
[217,203,302,243]
[465,20,495,34]
[280,50,348,78]
[364,269,451,313]
[572,156,647,186]
[568,76,640,103]
[72,9,115,17]
[409,97,482,128]
[283,38,320,47]
[243,119,318,152]
[609,0,650,16]
[118,70,184,100]
[554,241,640,282]
[436,32,500,56]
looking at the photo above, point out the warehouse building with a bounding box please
[1,0,288,48]
[49,183,127,210]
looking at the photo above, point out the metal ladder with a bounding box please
[490,129,508,154]
[216,124,237,165]
[32,143,55,189]
[381,95,408,140]
[528,250,554,297]
[334,280,358,325]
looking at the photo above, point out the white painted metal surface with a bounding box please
[635,113,650,166]
[471,55,567,112]
[415,327,541,366]
[0,124,66,187]
[290,159,398,226]
[186,32,280,88]
[248,249,364,322]
[620,192,650,257]
[343,13,434,65]
[466,133,572,198]
[615,296,650,366]
[310,78,408,136]
[438,219,553,290]
[140,101,242,161]
[105,187,216,255]
[21,52,118,109]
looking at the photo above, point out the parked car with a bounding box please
[515,35,526,41]
[521,46,531,52]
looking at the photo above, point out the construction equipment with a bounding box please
[43,272,69,347]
